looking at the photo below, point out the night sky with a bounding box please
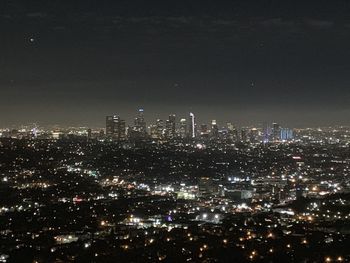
[1,0,350,127]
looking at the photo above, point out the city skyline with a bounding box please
[2,1,350,262]
[1,106,350,129]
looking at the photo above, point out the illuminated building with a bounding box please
[200,124,208,134]
[211,120,219,138]
[272,122,281,141]
[150,119,164,139]
[241,129,248,142]
[165,114,176,139]
[157,119,164,138]
[106,115,114,136]
[106,115,126,140]
[198,177,218,197]
[179,118,187,138]
[149,124,158,139]
[226,123,238,141]
[280,128,294,141]
[134,108,147,134]
[200,124,209,139]
[131,108,147,139]
[188,112,196,138]
[262,122,271,143]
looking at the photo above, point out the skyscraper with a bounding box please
[188,112,196,138]
[179,118,187,138]
[226,123,238,141]
[280,128,294,141]
[165,114,176,139]
[106,115,126,140]
[133,108,147,137]
[262,122,271,143]
[106,116,115,136]
[200,124,208,133]
[199,124,209,139]
[149,124,158,139]
[272,122,281,141]
[156,119,164,139]
[211,120,219,138]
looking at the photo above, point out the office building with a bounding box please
[280,128,294,141]
[133,108,147,138]
[165,114,176,139]
[188,112,196,138]
[272,122,281,141]
[179,118,187,138]
[106,115,126,140]
[211,120,219,138]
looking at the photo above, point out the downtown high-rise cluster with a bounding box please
[105,109,294,142]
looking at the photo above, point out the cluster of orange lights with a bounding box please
[249,250,257,260]
[199,244,208,252]
[325,256,344,262]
